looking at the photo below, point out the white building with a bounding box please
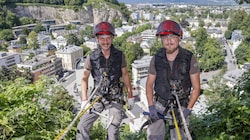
[131,12,141,21]
[223,69,244,88]
[51,36,67,49]
[140,29,156,41]
[56,45,83,70]
[0,52,21,68]
[140,40,154,54]
[207,27,223,38]
[131,55,152,86]
[231,30,243,52]
[84,38,97,50]
[38,34,51,46]
[186,18,199,28]
[155,13,164,21]
[121,25,136,32]
[127,77,149,132]
[143,13,154,21]
[115,28,126,37]
[241,62,250,72]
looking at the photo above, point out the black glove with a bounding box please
[183,108,191,118]
[148,105,159,120]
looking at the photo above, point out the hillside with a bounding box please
[7,3,124,24]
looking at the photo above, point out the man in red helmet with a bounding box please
[146,20,200,139]
[76,21,134,140]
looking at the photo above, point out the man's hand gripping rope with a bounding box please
[141,88,192,140]
[172,88,193,140]
[140,108,172,131]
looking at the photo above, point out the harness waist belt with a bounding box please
[155,95,170,106]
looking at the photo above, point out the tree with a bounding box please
[112,18,122,28]
[0,65,10,81]
[0,76,76,139]
[83,25,94,39]
[66,33,80,46]
[120,123,146,139]
[191,71,250,139]
[0,0,6,5]
[235,43,250,64]
[17,35,27,45]
[235,0,250,4]
[65,24,76,30]
[64,0,84,5]
[199,38,224,71]
[226,10,248,39]
[27,31,39,51]
[183,41,195,53]
[5,10,20,27]
[150,39,162,55]
[194,27,208,55]
[226,9,250,64]
[80,44,91,56]
[0,29,15,41]
[198,19,205,27]
[215,22,221,27]
[124,43,144,71]
[21,27,30,35]
[180,19,190,28]
[19,17,36,25]
[33,22,46,33]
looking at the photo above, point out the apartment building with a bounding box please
[51,36,67,49]
[131,55,152,86]
[0,52,21,68]
[56,45,83,70]
[128,77,149,132]
[140,29,156,41]
[83,38,97,50]
[17,54,63,82]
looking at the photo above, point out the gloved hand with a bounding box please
[127,97,135,110]
[80,100,88,111]
[183,108,191,118]
[148,105,159,120]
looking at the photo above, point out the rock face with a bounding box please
[9,5,123,24]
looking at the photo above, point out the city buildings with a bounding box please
[16,54,63,82]
[1,2,250,134]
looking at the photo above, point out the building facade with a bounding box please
[55,45,83,70]
[131,56,152,86]
[17,54,63,82]
[0,52,21,68]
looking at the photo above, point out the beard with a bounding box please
[98,43,111,51]
[166,46,178,54]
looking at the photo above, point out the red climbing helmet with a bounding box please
[156,20,183,38]
[93,22,115,36]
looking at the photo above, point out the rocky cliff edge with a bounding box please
[10,5,123,24]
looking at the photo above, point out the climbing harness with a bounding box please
[141,86,193,140]
[172,88,192,140]
[170,103,182,140]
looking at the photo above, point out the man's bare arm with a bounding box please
[187,72,200,109]
[122,67,133,98]
[146,73,156,106]
[81,69,91,101]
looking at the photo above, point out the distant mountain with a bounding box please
[118,0,237,5]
